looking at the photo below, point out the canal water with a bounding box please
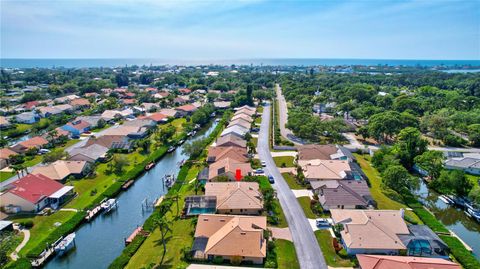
[415,180,480,259]
[44,120,218,269]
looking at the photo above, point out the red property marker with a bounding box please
[235,169,242,181]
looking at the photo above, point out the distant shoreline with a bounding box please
[1,58,480,68]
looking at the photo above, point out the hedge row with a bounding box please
[440,235,480,269]
[403,195,449,233]
[108,235,147,269]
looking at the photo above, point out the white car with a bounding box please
[261,161,266,167]
[38,149,51,155]
[316,218,331,227]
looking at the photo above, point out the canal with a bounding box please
[415,180,480,259]
[44,120,218,269]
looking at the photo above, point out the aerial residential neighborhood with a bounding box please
[1,1,480,269]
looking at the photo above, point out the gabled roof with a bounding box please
[70,98,90,106]
[228,119,251,129]
[0,148,17,160]
[234,109,255,117]
[231,113,253,123]
[220,125,248,138]
[356,254,461,269]
[215,134,247,148]
[297,144,338,160]
[84,135,130,149]
[66,120,91,131]
[207,146,248,163]
[176,104,198,112]
[141,112,168,122]
[205,182,263,211]
[331,209,409,250]
[7,174,64,204]
[194,214,266,258]
[299,159,351,180]
[14,136,48,150]
[208,158,252,180]
[32,160,88,181]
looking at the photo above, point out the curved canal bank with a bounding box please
[415,180,480,259]
[43,120,218,269]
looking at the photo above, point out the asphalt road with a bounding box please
[257,102,327,269]
[275,84,304,145]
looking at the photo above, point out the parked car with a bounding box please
[255,168,264,174]
[261,161,266,167]
[268,175,275,184]
[316,218,331,227]
[38,148,51,155]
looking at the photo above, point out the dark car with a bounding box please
[268,175,275,184]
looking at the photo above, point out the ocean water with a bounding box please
[1,58,480,68]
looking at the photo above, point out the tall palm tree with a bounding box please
[154,216,172,265]
[170,192,180,218]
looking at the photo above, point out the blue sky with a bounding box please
[1,0,479,59]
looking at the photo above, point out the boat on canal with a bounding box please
[167,146,176,153]
[101,199,118,213]
[439,195,454,205]
[54,233,76,256]
[144,162,155,171]
[121,180,134,190]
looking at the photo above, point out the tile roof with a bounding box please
[32,160,88,181]
[0,148,17,159]
[231,114,253,123]
[193,214,267,258]
[7,174,64,204]
[356,254,461,269]
[69,144,109,161]
[158,108,179,117]
[220,125,249,137]
[66,120,91,131]
[318,180,372,208]
[215,134,247,148]
[16,136,49,149]
[297,144,338,160]
[299,159,351,180]
[70,98,90,106]
[205,182,263,211]
[84,135,130,149]
[207,146,248,163]
[176,104,198,112]
[143,112,168,122]
[330,209,410,251]
[208,158,252,180]
[228,119,251,129]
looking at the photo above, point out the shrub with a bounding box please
[213,256,224,264]
[18,220,34,228]
[5,258,31,269]
[440,235,480,269]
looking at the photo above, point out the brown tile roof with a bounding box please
[207,146,248,163]
[318,180,371,208]
[176,104,197,112]
[32,160,88,181]
[231,113,253,123]
[70,98,90,107]
[298,159,351,180]
[0,116,10,126]
[158,108,178,117]
[0,148,17,160]
[205,182,263,211]
[297,144,338,160]
[16,136,49,149]
[228,119,251,129]
[215,134,247,148]
[330,209,409,251]
[194,214,267,258]
[144,112,168,122]
[208,158,252,180]
[84,135,127,149]
[234,108,255,117]
[356,255,461,269]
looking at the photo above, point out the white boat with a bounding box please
[439,195,453,205]
[467,207,480,222]
[54,233,76,255]
[167,146,175,153]
[101,198,118,213]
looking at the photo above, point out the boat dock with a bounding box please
[85,198,106,222]
[121,179,134,190]
[450,230,473,252]
[125,226,143,245]
[31,247,55,267]
[155,196,164,207]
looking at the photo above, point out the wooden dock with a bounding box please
[155,196,164,207]
[125,226,143,245]
[31,247,55,267]
[85,198,106,222]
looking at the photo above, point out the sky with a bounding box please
[1,0,479,60]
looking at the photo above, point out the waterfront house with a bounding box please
[208,158,252,181]
[227,118,251,130]
[176,104,198,116]
[205,182,263,215]
[298,159,352,181]
[0,173,74,212]
[234,108,255,118]
[231,113,253,123]
[215,134,247,148]
[0,148,17,169]
[32,160,89,181]
[10,136,49,153]
[15,111,39,124]
[191,214,267,264]
[84,135,132,150]
[398,225,449,258]
[444,156,480,175]
[103,125,148,139]
[61,120,91,137]
[356,255,461,269]
[314,179,374,210]
[69,144,109,163]
[139,112,168,124]
[330,209,409,255]
[207,146,248,163]
[220,125,249,138]
[158,108,180,118]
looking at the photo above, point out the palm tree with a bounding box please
[194,179,202,195]
[11,165,22,179]
[170,192,180,218]
[154,216,172,265]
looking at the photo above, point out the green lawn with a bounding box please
[257,106,264,113]
[273,156,295,168]
[315,230,355,267]
[4,124,31,138]
[0,171,15,182]
[252,137,258,148]
[297,197,317,219]
[466,173,479,188]
[282,172,304,189]
[275,239,300,269]
[258,176,288,228]
[354,153,422,224]
[255,116,262,124]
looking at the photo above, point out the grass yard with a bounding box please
[466,173,479,188]
[275,239,300,269]
[4,124,31,138]
[255,116,262,124]
[353,153,422,224]
[257,176,288,228]
[171,118,186,131]
[273,156,295,168]
[9,211,77,256]
[315,230,355,267]
[0,171,15,182]
[282,172,304,190]
[297,196,317,219]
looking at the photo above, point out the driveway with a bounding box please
[257,103,327,269]
[269,227,293,241]
[275,84,304,145]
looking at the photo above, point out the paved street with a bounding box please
[275,84,304,145]
[257,102,327,269]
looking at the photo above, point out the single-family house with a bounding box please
[153,92,169,99]
[10,136,49,153]
[234,105,255,112]
[140,112,168,123]
[69,144,109,163]
[176,104,198,116]
[158,108,180,118]
[207,146,248,163]
[0,148,17,169]
[75,116,102,128]
[191,214,267,264]
[103,125,148,139]
[234,108,255,118]
[398,225,449,258]
[84,135,132,150]
[178,88,191,94]
[297,144,354,162]
[228,118,251,130]
[101,110,123,121]
[123,119,156,129]
[314,180,374,210]
[356,255,461,269]
[61,120,91,137]
[0,174,74,212]
[215,134,247,148]
[445,157,480,175]
[0,116,12,129]
[231,113,253,123]
[220,125,249,138]
[205,182,263,215]
[32,160,89,181]
[15,111,39,124]
[298,159,352,181]
[54,94,79,103]
[208,158,252,181]
[174,97,188,105]
[330,209,410,255]
[213,101,231,109]
[70,98,91,110]
[22,101,39,110]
